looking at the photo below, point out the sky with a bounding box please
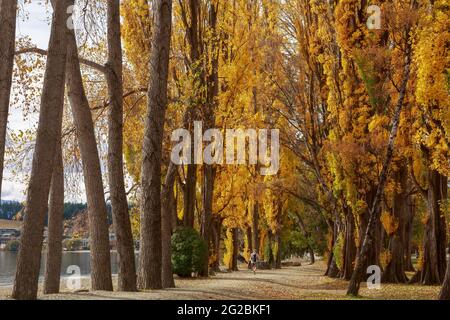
[2,1,51,201]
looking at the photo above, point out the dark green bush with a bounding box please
[171,227,208,277]
[5,239,20,252]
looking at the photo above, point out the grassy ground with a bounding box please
[0,260,441,300]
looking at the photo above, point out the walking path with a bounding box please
[0,261,440,300]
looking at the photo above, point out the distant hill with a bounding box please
[0,200,22,220]
[0,200,91,221]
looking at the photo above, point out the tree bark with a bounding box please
[342,206,356,279]
[211,217,222,272]
[138,0,172,290]
[382,164,409,283]
[274,201,283,269]
[252,202,260,254]
[347,55,411,296]
[66,27,113,291]
[12,0,70,300]
[274,231,282,269]
[404,197,415,272]
[161,162,177,288]
[325,219,341,278]
[44,135,64,294]
[106,0,137,292]
[183,163,196,227]
[439,248,450,300]
[229,228,239,272]
[200,165,214,276]
[179,0,200,229]
[0,0,17,200]
[413,170,447,285]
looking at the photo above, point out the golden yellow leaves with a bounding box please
[381,211,399,236]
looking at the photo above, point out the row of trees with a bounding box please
[0,0,448,300]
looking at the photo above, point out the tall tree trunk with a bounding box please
[197,1,219,277]
[106,0,137,292]
[252,202,260,254]
[230,228,239,272]
[181,0,200,230]
[413,170,447,284]
[183,163,196,227]
[211,217,222,272]
[246,225,253,254]
[66,28,113,291]
[347,55,411,296]
[138,0,172,290]
[200,165,214,276]
[161,162,177,288]
[274,231,282,269]
[0,0,17,200]
[382,164,408,283]
[44,136,64,294]
[357,188,381,270]
[274,201,283,269]
[267,230,274,268]
[325,219,341,278]
[12,0,70,300]
[404,197,415,272]
[439,246,450,300]
[308,247,315,265]
[342,206,356,279]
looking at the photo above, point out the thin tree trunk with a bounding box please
[274,201,283,269]
[347,55,411,296]
[161,162,177,288]
[230,228,239,272]
[200,165,214,276]
[211,217,222,272]
[66,27,112,291]
[274,231,282,269]
[138,0,172,290]
[106,0,136,292]
[0,0,17,200]
[252,202,260,253]
[183,163,196,227]
[404,198,415,272]
[12,0,70,300]
[267,230,274,268]
[246,225,253,254]
[44,135,64,294]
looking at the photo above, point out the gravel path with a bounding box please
[0,261,440,300]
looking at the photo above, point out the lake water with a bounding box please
[0,251,129,287]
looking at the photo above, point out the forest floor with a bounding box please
[0,259,441,300]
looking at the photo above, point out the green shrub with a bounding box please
[171,227,208,277]
[5,239,20,252]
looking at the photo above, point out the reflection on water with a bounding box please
[0,251,131,286]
